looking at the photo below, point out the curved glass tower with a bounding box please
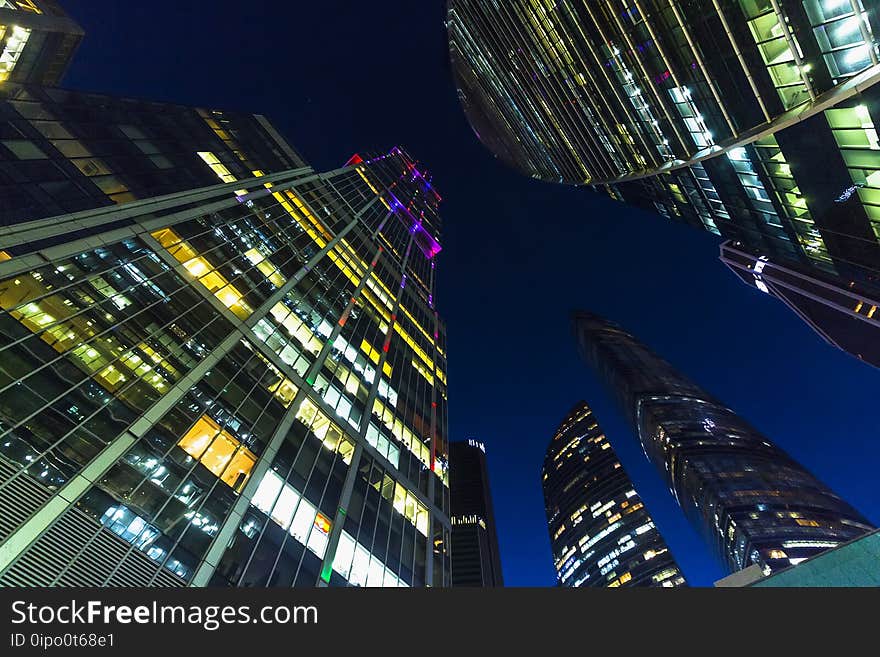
[448,0,879,186]
[572,311,874,575]
[448,2,880,369]
[543,401,686,587]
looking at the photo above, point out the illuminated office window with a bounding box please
[178,415,257,492]
[197,151,237,183]
[738,1,811,108]
[827,105,880,237]
[803,0,875,79]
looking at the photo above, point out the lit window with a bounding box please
[177,415,256,492]
[197,151,237,183]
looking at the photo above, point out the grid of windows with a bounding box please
[543,402,686,588]
[0,146,451,588]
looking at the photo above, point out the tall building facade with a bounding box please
[0,0,82,86]
[0,143,452,587]
[0,84,307,226]
[448,1,880,367]
[543,401,686,588]
[572,311,874,576]
[449,439,503,586]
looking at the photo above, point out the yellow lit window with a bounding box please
[796,519,821,527]
[359,338,392,377]
[0,24,32,82]
[269,301,323,355]
[196,151,237,183]
[151,227,252,319]
[0,251,11,262]
[295,397,356,464]
[16,1,43,13]
[178,415,256,492]
[243,248,286,288]
[372,397,431,468]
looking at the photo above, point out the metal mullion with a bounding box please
[258,408,337,589]
[0,329,242,576]
[0,297,234,477]
[493,1,606,180]
[0,167,313,250]
[709,0,773,122]
[568,0,664,170]
[100,346,277,586]
[600,0,690,157]
[767,0,815,100]
[451,2,557,176]
[666,0,738,137]
[0,165,352,252]
[847,0,878,66]
[496,1,616,180]
[459,1,588,180]
[0,267,233,410]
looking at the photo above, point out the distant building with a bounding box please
[573,311,874,576]
[449,439,503,586]
[542,401,686,588]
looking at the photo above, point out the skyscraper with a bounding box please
[447,1,880,367]
[0,84,307,226]
[0,138,452,586]
[572,311,874,576]
[0,0,82,86]
[449,439,503,587]
[543,401,686,588]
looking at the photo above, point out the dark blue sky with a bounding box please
[61,0,880,586]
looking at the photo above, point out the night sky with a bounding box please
[60,0,880,587]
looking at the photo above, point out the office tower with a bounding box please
[0,143,452,588]
[543,402,686,588]
[0,84,307,226]
[572,311,874,576]
[447,1,880,367]
[449,439,503,586]
[0,0,82,86]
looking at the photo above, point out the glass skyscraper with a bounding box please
[448,1,880,368]
[543,401,686,588]
[572,311,874,576]
[0,0,82,87]
[0,84,307,226]
[0,143,451,588]
[0,4,450,587]
[449,439,504,587]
